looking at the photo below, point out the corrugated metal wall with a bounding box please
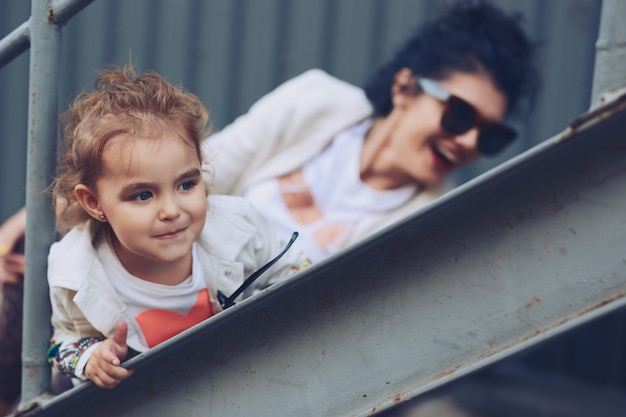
[0,0,602,218]
[2,0,623,398]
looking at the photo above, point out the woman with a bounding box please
[203,1,540,262]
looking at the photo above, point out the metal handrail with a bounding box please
[0,0,96,408]
[0,21,29,69]
[0,0,95,69]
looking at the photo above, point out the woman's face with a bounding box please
[367,69,508,189]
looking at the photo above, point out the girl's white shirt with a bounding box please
[98,237,208,351]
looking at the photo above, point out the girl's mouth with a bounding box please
[155,227,186,239]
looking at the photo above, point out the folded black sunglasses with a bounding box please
[217,231,298,309]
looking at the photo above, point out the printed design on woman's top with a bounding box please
[278,170,349,253]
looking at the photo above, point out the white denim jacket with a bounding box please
[48,195,303,380]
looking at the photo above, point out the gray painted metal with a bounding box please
[0,20,29,68]
[21,0,61,406]
[0,0,96,68]
[19,93,626,416]
[591,0,626,106]
[19,0,97,406]
[49,0,97,27]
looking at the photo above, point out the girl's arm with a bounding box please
[48,289,132,387]
[48,288,104,381]
[48,336,102,380]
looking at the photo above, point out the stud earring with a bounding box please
[100,214,107,222]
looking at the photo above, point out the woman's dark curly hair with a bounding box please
[364,0,541,118]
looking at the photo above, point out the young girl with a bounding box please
[46,67,306,390]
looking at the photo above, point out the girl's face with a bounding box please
[79,132,207,281]
[367,69,507,189]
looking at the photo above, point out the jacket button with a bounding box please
[224,269,232,277]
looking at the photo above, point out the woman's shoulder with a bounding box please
[282,69,364,97]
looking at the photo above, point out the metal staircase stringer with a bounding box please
[17,94,626,417]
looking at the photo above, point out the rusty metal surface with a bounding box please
[16,91,626,417]
[0,0,96,69]
[48,0,97,26]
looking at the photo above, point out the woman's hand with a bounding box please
[85,321,134,389]
[0,207,26,286]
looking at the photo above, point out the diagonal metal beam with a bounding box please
[0,20,30,69]
[17,91,626,416]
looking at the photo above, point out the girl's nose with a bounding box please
[158,196,181,221]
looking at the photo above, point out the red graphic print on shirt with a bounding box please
[135,289,213,348]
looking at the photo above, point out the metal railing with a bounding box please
[0,0,96,407]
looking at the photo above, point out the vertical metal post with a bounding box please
[21,0,61,405]
[590,0,626,106]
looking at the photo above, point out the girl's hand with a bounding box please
[85,321,134,389]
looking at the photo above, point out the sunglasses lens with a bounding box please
[426,81,517,156]
[441,97,476,135]
[478,125,517,156]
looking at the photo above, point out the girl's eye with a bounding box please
[179,181,196,191]
[133,191,153,201]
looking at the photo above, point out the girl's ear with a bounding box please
[391,67,417,108]
[74,184,106,222]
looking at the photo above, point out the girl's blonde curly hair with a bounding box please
[52,65,211,232]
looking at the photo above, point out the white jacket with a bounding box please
[48,195,302,378]
[203,69,445,247]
